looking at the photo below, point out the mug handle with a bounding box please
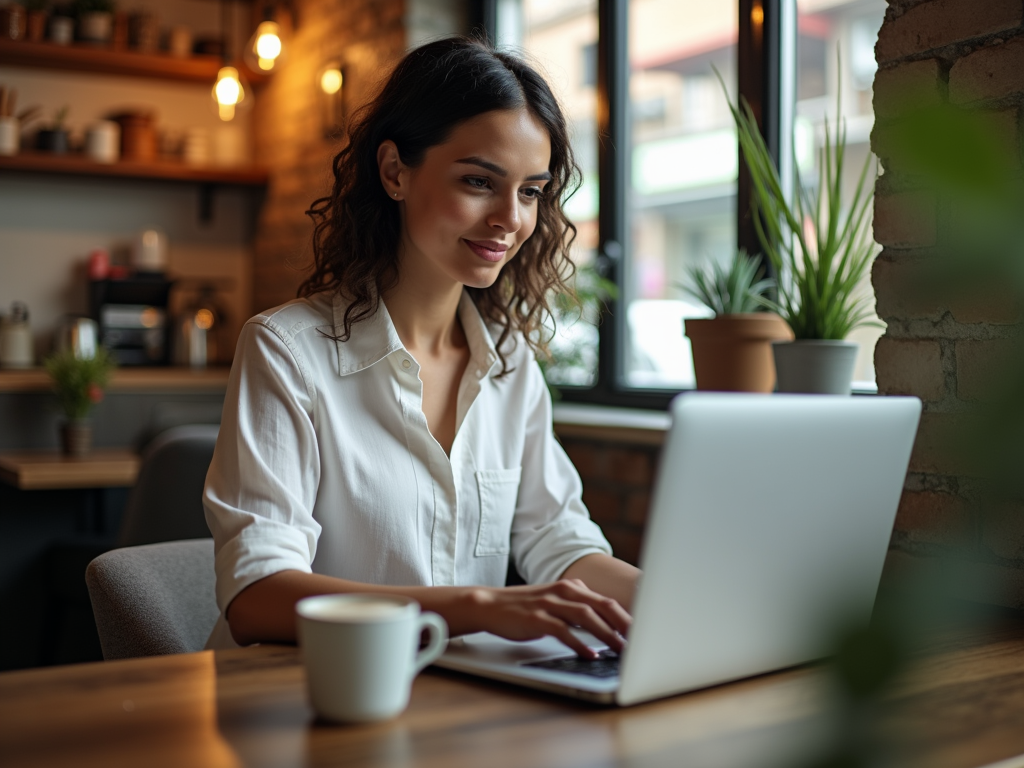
[412,611,449,675]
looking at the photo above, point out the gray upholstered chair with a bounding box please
[85,539,219,659]
[117,423,219,547]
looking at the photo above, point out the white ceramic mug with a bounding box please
[296,594,448,723]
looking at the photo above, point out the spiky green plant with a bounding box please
[716,67,879,339]
[681,249,775,316]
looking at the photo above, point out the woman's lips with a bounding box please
[463,239,509,263]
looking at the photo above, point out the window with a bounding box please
[493,0,884,405]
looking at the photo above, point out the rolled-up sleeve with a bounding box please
[204,318,322,614]
[509,359,612,585]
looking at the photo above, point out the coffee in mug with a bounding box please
[296,594,448,723]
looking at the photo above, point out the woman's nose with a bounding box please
[487,193,521,233]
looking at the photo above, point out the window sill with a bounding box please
[552,402,670,446]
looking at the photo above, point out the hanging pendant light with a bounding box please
[243,2,296,74]
[213,65,249,121]
[211,0,251,122]
[244,20,285,72]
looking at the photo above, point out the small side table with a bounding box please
[0,449,140,491]
[0,450,142,666]
[0,449,140,533]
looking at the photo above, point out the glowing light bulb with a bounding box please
[256,29,282,60]
[213,66,246,122]
[320,68,342,95]
[195,308,215,330]
[246,21,284,73]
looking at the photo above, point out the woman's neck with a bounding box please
[382,271,466,356]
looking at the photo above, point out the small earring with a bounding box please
[393,191,398,198]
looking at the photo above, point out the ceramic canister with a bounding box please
[133,229,168,272]
[0,117,18,156]
[86,120,120,164]
[0,303,34,369]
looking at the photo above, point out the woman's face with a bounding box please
[388,108,553,291]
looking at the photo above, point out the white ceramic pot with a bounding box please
[0,116,18,156]
[86,120,120,164]
[772,339,859,395]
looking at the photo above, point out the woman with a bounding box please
[204,37,640,658]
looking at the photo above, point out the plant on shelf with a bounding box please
[718,62,879,394]
[36,105,70,153]
[682,248,775,316]
[680,249,793,392]
[44,345,116,456]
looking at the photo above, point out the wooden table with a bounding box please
[2,615,1024,768]
[0,449,140,490]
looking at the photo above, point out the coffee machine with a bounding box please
[89,276,173,365]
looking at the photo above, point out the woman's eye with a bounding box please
[519,186,544,201]
[464,176,490,190]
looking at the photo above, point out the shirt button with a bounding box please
[401,359,412,369]
[475,369,484,379]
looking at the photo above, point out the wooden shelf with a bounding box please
[0,367,231,394]
[0,38,234,83]
[0,151,268,185]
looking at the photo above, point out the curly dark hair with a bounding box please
[300,36,582,375]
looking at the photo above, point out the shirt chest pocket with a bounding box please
[474,467,522,557]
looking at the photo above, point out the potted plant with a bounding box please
[721,69,878,394]
[539,262,617,397]
[44,345,116,456]
[35,105,70,154]
[73,0,114,45]
[682,249,793,392]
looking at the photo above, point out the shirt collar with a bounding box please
[330,290,500,377]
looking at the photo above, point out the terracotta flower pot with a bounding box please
[61,419,93,456]
[684,313,794,392]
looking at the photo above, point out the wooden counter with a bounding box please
[0,367,231,394]
[2,614,1024,767]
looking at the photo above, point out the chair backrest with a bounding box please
[118,424,219,547]
[85,539,219,660]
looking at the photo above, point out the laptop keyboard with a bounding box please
[524,649,621,679]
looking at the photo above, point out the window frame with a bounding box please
[481,0,787,411]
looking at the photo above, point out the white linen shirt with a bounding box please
[204,290,611,648]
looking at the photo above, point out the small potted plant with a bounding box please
[720,65,879,394]
[35,105,70,154]
[44,345,116,456]
[682,249,793,392]
[539,262,617,396]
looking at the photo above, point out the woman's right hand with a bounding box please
[457,579,632,658]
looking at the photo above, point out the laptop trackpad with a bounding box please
[444,630,608,664]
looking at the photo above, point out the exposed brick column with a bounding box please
[250,0,408,314]
[872,0,1024,606]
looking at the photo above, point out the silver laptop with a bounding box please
[435,392,922,706]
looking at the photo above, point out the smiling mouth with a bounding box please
[463,239,509,262]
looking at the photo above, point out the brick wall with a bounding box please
[556,430,662,566]
[873,0,1024,606]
